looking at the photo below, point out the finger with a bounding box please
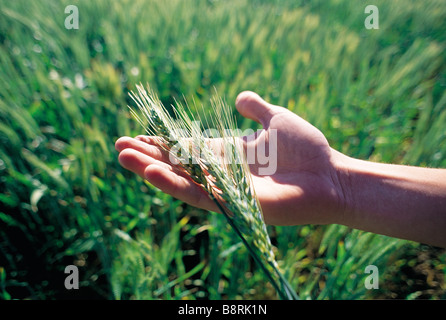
[235,91,280,127]
[134,135,161,145]
[115,136,171,163]
[145,164,218,213]
[118,148,172,179]
[132,134,229,161]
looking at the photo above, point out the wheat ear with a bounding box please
[128,84,298,300]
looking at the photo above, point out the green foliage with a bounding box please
[0,0,445,299]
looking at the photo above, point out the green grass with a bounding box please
[0,0,445,299]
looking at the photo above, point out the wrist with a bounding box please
[329,149,357,226]
[329,149,446,247]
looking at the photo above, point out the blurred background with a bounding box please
[0,0,445,299]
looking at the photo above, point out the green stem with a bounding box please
[210,195,299,300]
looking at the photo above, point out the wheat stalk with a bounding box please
[128,84,298,300]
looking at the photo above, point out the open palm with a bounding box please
[116,91,345,226]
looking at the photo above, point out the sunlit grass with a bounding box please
[0,0,445,299]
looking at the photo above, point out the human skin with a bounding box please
[116,91,446,248]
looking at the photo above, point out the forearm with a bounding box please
[334,151,446,247]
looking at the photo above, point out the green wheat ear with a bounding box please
[128,84,299,300]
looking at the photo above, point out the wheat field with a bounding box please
[0,0,445,299]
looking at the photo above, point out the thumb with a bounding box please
[235,91,278,127]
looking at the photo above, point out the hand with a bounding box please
[115,91,346,226]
